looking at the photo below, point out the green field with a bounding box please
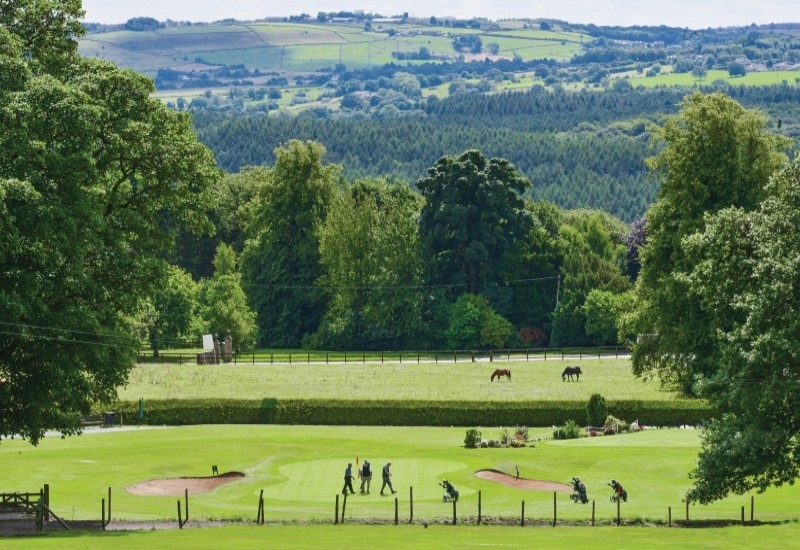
[6,523,800,549]
[118,358,673,401]
[78,22,584,73]
[2,425,797,524]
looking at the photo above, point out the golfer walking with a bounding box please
[380,461,396,495]
[359,459,372,494]
[342,462,355,495]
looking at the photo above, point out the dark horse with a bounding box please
[562,366,583,381]
[490,368,511,382]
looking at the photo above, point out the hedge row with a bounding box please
[104,398,714,428]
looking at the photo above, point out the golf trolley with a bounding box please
[608,480,628,503]
[439,480,459,502]
[570,477,589,504]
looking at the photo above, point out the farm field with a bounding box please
[118,357,674,401]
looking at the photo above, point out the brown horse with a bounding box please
[490,368,511,382]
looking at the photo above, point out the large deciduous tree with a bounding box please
[199,244,257,352]
[314,179,424,349]
[417,150,532,296]
[683,158,800,503]
[629,92,789,394]
[0,1,218,444]
[240,140,341,347]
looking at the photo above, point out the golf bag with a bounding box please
[439,480,459,502]
[609,480,628,502]
[570,477,589,504]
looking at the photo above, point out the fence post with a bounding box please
[409,486,413,523]
[340,492,347,523]
[334,494,339,525]
[101,498,106,531]
[452,498,457,525]
[478,490,482,524]
[592,500,595,526]
[521,500,525,527]
[177,500,183,529]
[741,506,745,525]
[107,486,111,525]
[616,495,620,525]
[750,496,754,525]
[668,506,671,527]
[43,484,50,523]
[394,497,399,525]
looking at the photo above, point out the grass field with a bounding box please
[2,425,800,549]
[6,523,800,549]
[118,357,674,401]
[2,425,797,524]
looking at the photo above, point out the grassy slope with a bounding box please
[77,24,582,73]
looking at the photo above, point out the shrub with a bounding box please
[515,425,529,442]
[553,419,583,440]
[587,394,608,427]
[464,428,482,448]
[604,414,629,434]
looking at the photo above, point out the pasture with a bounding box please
[118,357,673,401]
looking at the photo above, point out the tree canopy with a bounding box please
[0,0,218,444]
[417,150,532,295]
[684,157,800,503]
[630,92,789,394]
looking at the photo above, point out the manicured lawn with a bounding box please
[119,357,673,401]
[6,523,800,550]
[1,426,796,525]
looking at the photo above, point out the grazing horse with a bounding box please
[561,366,583,381]
[490,368,512,382]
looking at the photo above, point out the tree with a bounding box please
[682,157,800,503]
[0,1,218,444]
[417,150,532,296]
[199,244,257,352]
[629,92,789,394]
[240,141,341,347]
[314,179,424,349]
[550,210,631,347]
[150,265,202,355]
[692,64,708,80]
[445,294,514,349]
[727,61,747,77]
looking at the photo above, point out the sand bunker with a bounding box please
[475,469,571,492]
[127,471,245,496]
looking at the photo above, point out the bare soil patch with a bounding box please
[126,471,245,496]
[475,469,571,492]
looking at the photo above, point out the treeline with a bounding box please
[168,143,640,353]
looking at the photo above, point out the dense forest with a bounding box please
[193,83,800,222]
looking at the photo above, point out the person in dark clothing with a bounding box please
[359,459,372,494]
[342,462,355,495]
[380,461,396,495]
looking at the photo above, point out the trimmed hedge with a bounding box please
[104,398,714,428]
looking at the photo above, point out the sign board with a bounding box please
[202,334,214,351]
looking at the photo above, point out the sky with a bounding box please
[81,1,798,29]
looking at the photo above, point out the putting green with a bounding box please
[273,458,468,502]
